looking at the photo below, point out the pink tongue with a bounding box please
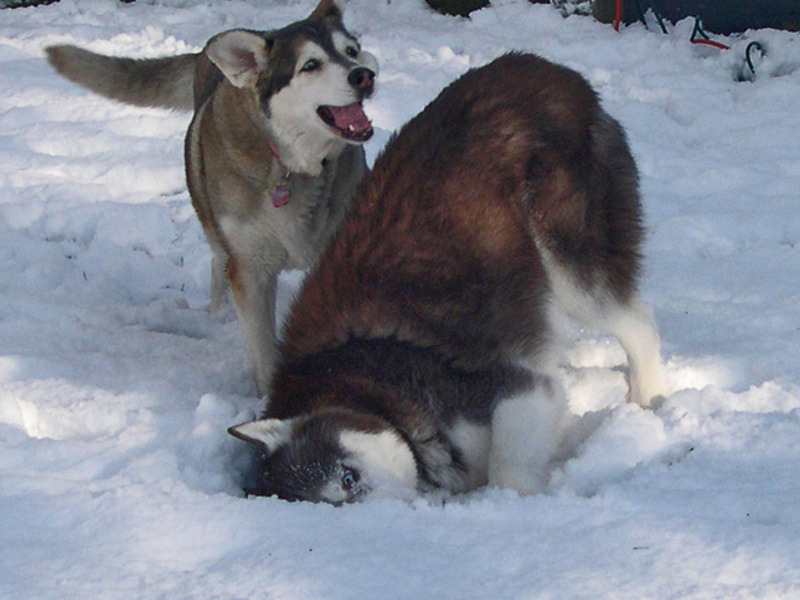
[329,103,371,132]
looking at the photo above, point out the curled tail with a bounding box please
[46,44,197,111]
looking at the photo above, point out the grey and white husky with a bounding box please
[46,0,378,395]
[229,53,668,503]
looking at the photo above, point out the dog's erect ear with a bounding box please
[205,30,271,89]
[308,0,345,21]
[228,419,294,454]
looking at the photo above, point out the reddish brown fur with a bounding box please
[233,53,665,501]
[267,53,646,421]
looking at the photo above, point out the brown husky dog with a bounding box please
[229,53,668,503]
[46,0,377,395]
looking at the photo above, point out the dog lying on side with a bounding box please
[228,52,669,503]
[46,0,377,395]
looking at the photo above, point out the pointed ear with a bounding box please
[205,30,271,89]
[228,419,294,454]
[308,0,345,21]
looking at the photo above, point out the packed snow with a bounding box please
[2,0,800,598]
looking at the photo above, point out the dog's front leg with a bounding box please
[209,253,229,312]
[226,260,278,397]
[488,375,568,495]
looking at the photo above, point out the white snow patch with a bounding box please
[2,1,800,598]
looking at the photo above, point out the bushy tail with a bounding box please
[46,45,197,111]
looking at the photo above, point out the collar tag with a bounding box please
[271,184,290,208]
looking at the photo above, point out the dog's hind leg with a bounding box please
[540,253,667,407]
[594,297,668,408]
[488,375,568,495]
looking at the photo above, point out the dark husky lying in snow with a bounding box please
[229,52,667,503]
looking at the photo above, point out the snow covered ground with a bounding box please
[2,0,800,598]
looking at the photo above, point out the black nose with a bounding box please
[348,67,375,92]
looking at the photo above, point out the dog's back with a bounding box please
[280,53,643,374]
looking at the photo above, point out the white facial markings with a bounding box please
[331,30,380,77]
[331,31,354,62]
[338,429,418,499]
[319,476,351,505]
[261,18,379,174]
[330,31,364,70]
[267,40,360,174]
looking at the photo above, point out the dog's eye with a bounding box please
[341,466,360,491]
[301,59,321,73]
[345,46,359,58]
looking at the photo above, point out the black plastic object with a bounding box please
[603,0,799,34]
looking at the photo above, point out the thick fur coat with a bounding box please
[230,53,667,503]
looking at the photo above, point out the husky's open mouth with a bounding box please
[317,102,373,142]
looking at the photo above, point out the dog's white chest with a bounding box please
[220,176,331,271]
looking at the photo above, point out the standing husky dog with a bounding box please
[229,53,668,503]
[46,0,378,394]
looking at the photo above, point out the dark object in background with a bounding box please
[0,0,57,6]
[425,0,490,17]
[593,0,799,34]
[1,0,134,6]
